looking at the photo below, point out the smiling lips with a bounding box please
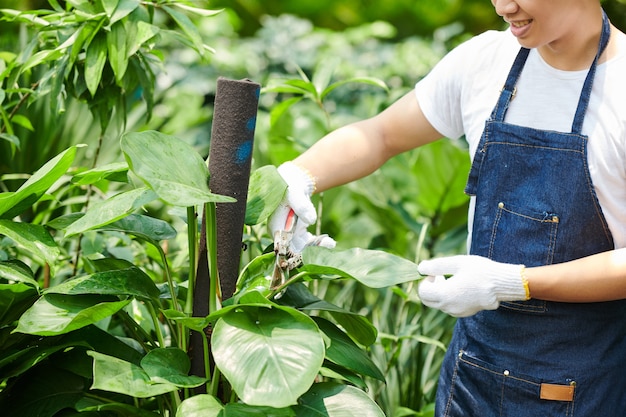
[511,19,533,28]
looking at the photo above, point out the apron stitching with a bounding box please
[443,350,463,417]
[546,219,558,265]
[489,204,504,260]
[581,144,614,245]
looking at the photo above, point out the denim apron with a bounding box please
[435,12,626,417]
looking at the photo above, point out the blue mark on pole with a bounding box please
[246,116,256,132]
[236,140,253,165]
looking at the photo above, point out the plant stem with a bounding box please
[205,202,220,313]
[146,302,166,348]
[185,206,198,315]
[268,271,308,299]
[205,334,218,395]
[118,310,154,352]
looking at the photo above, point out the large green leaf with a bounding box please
[140,348,205,387]
[121,130,235,206]
[0,325,143,381]
[211,305,325,408]
[14,294,130,336]
[301,246,420,288]
[45,264,160,301]
[0,259,39,288]
[279,283,377,347]
[50,213,176,244]
[77,402,161,417]
[88,351,181,398]
[0,220,60,272]
[313,317,384,381]
[0,146,78,219]
[245,165,287,225]
[63,187,158,237]
[0,365,86,417]
[293,382,385,417]
[0,282,38,327]
[176,395,222,417]
[176,395,297,417]
[413,139,470,214]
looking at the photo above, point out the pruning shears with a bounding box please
[271,208,302,292]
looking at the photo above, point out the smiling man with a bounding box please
[269,1,626,415]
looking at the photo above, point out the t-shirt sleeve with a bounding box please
[414,31,502,140]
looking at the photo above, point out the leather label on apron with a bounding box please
[540,383,575,402]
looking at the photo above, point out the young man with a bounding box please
[271,1,626,414]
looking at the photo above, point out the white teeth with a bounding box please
[511,20,532,28]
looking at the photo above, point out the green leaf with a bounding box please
[321,77,389,101]
[293,382,385,417]
[279,284,377,347]
[0,282,39,327]
[0,146,78,219]
[0,260,39,288]
[169,3,223,18]
[0,366,86,417]
[45,264,160,301]
[71,161,129,186]
[78,402,161,417]
[88,351,179,398]
[10,114,34,131]
[313,317,385,381]
[63,187,158,237]
[413,140,471,214]
[211,305,325,408]
[245,165,287,225]
[85,33,107,97]
[141,348,205,387]
[301,247,420,288]
[162,6,206,56]
[99,213,177,242]
[107,20,128,82]
[221,403,296,417]
[176,395,223,417]
[121,130,235,206]
[21,48,65,72]
[0,220,60,272]
[104,0,140,24]
[235,252,275,297]
[269,96,302,127]
[127,21,160,57]
[14,294,130,336]
[0,133,20,149]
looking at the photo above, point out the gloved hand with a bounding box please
[268,161,336,253]
[417,255,529,317]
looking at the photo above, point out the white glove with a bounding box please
[417,255,529,317]
[268,162,336,253]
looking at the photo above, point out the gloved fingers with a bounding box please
[277,162,317,225]
[310,234,336,249]
[268,204,300,234]
[417,255,471,277]
[285,189,317,225]
[417,274,447,305]
[290,229,336,254]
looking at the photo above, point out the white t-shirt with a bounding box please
[415,29,626,249]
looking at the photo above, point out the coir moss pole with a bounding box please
[190,77,260,384]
